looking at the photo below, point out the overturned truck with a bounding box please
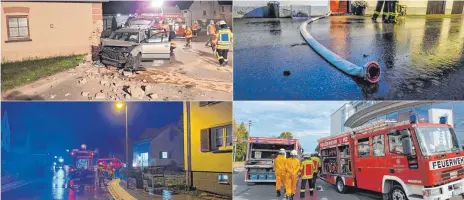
[99,28,172,70]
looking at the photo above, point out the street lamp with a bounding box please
[66,149,69,152]
[81,144,87,150]
[114,101,129,189]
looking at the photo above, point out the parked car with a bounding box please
[99,28,171,70]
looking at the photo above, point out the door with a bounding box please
[427,1,446,14]
[452,1,464,14]
[354,137,377,191]
[141,31,170,60]
[330,0,340,12]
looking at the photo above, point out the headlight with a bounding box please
[423,188,442,197]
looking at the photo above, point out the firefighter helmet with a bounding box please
[210,20,215,24]
[290,150,298,156]
[279,148,286,154]
[303,153,311,158]
[218,20,227,25]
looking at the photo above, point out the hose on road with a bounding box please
[299,14,381,84]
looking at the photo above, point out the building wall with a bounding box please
[184,1,232,27]
[1,2,102,62]
[330,107,344,136]
[233,1,329,18]
[365,0,458,15]
[183,101,232,196]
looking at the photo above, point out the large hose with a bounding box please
[299,14,381,84]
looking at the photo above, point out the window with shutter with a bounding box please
[200,128,211,152]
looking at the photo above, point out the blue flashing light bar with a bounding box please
[440,116,447,124]
[410,113,417,124]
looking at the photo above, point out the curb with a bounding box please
[299,13,381,84]
[107,179,136,200]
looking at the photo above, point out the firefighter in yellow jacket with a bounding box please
[311,152,322,187]
[274,148,287,197]
[285,150,300,200]
[215,20,233,66]
[300,153,316,198]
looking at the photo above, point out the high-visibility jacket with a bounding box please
[185,28,193,38]
[285,157,301,175]
[170,42,176,48]
[300,159,315,179]
[216,28,233,50]
[311,157,321,173]
[207,24,216,35]
[274,154,286,174]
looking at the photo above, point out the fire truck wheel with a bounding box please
[389,185,407,200]
[336,178,348,194]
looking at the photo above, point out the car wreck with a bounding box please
[99,27,172,70]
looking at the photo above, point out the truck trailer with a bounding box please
[318,116,464,200]
[244,137,302,183]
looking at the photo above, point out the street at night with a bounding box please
[234,16,464,100]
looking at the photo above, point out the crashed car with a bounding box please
[99,28,171,70]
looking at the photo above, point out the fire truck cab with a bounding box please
[318,116,463,200]
[244,137,302,183]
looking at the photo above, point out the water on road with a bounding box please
[2,169,109,200]
[234,16,464,100]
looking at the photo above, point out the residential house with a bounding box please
[133,118,184,169]
[362,0,464,15]
[1,0,106,62]
[233,1,329,18]
[183,0,232,28]
[184,102,232,197]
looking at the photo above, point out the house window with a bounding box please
[357,138,370,158]
[203,10,207,16]
[161,151,168,159]
[222,6,225,12]
[373,135,385,157]
[7,16,30,41]
[226,125,232,146]
[201,124,233,152]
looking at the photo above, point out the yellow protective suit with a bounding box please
[311,157,321,173]
[274,154,286,191]
[285,157,301,196]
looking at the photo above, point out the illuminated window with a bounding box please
[161,151,168,159]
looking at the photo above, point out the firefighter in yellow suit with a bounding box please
[285,150,300,200]
[311,152,322,187]
[215,20,233,66]
[274,148,287,197]
[300,153,316,198]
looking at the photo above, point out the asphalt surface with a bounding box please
[233,16,464,100]
[2,169,110,200]
[233,169,382,200]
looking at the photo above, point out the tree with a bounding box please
[279,132,293,139]
[233,120,249,162]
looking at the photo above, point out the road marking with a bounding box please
[320,198,328,200]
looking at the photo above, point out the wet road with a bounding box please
[2,169,110,200]
[234,16,464,100]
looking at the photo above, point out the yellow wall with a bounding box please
[1,2,102,62]
[183,102,232,173]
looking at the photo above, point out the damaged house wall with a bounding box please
[1,1,105,62]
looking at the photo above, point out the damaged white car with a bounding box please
[99,28,171,70]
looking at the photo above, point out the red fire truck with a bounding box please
[245,137,302,183]
[318,116,464,200]
[70,148,97,176]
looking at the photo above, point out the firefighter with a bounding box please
[205,20,216,47]
[300,153,316,198]
[387,0,399,23]
[274,148,287,197]
[97,162,106,187]
[184,26,193,48]
[311,152,322,187]
[285,150,300,200]
[211,30,218,53]
[192,21,199,37]
[215,20,233,66]
[107,162,115,180]
[371,0,386,22]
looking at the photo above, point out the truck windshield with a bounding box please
[415,127,460,155]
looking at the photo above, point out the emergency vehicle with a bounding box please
[245,137,302,183]
[318,115,464,200]
[70,148,97,176]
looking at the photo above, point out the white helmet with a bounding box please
[303,153,311,158]
[218,20,226,25]
[279,148,286,154]
[290,150,298,156]
[210,20,215,24]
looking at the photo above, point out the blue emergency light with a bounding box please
[440,116,447,124]
[410,113,417,123]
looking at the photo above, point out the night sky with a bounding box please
[103,0,232,14]
[1,102,182,161]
